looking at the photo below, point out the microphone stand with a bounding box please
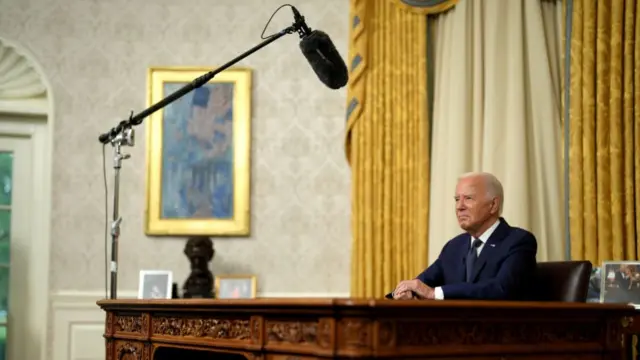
[98,21,304,300]
[107,128,133,301]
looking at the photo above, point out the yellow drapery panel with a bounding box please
[567,0,640,264]
[345,0,454,297]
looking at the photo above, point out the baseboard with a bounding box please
[50,289,351,308]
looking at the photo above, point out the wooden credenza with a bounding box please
[98,298,636,360]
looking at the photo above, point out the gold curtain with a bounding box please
[567,0,640,265]
[345,0,458,297]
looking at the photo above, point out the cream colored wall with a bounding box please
[0,0,351,298]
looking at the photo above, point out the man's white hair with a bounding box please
[458,172,504,215]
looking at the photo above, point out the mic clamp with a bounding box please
[98,111,140,146]
[113,126,135,148]
[291,6,312,38]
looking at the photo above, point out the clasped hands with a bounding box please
[392,279,435,300]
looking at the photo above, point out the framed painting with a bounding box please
[145,66,251,236]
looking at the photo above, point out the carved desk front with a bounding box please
[98,298,635,360]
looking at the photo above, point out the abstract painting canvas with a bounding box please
[145,67,251,236]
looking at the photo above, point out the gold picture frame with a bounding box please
[145,66,251,236]
[214,275,257,299]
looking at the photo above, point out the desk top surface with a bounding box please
[97,297,635,313]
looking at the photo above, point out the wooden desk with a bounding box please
[98,298,635,360]
[623,312,640,359]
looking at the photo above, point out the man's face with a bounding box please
[454,176,498,232]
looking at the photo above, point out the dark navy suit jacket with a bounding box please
[415,218,537,300]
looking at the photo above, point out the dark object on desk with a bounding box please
[182,236,215,299]
[384,291,418,299]
[98,298,635,359]
[171,283,179,299]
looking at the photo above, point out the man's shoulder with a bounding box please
[503,224,537,243]
[499,222,538,255]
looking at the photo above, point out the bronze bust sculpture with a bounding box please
[182,236,215,298]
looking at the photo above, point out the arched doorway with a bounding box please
[0,36,53,360]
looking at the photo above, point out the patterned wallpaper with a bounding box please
[0,0,351,294]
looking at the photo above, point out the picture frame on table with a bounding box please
[138,270,173,299]
[215,275,257,299]
[145,66,252,236]
[599,261,640,306]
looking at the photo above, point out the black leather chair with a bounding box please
[531,261,592,302]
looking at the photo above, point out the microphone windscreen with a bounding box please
[299,30,349,89]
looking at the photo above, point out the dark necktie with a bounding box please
[466,238,483,282]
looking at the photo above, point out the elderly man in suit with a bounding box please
[391,172,537,300]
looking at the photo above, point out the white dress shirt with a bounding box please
[433,219,501,300]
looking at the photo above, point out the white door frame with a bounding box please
[0,36,54,360]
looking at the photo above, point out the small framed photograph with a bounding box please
[600,261,640,305]
[138,270,173,299]
[215,275,256,299]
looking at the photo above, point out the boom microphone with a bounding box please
[291,6,349,89]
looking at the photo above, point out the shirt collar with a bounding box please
[472,219,501,244]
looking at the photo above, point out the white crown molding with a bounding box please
[50,290,351,309]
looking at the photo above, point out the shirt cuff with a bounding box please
[434,287,444,300]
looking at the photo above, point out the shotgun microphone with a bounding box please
[291,6,349,89]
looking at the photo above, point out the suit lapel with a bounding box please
[469,218,510,282]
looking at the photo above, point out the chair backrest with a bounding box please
[532,261,592,302]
